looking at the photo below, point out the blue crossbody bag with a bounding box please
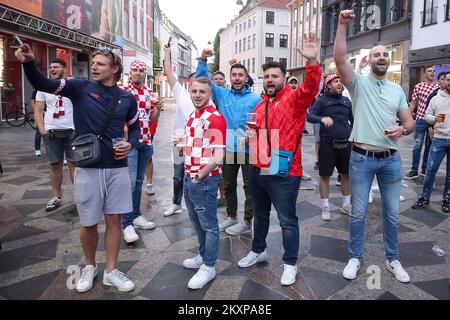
[265,101,301,177]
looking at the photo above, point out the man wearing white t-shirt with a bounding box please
[163,44,196,216]
[34,58,75,211]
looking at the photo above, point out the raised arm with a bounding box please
[163,44,177,89]
[333,10,356,86]
[15,44,78,99]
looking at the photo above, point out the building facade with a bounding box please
[220,0,290,93]
[321,0,412,95]
[287,0,322,80]
[121,0,154,86]
[409,0,450,94]
[0,0,121,121]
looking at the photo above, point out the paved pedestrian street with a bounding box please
[0,99,449,300]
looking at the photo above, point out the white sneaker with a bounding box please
[187,264,216,289]
[123,225,139,243]
[343,258,361,280]
[386,260,410,283]
[321,206,331,221]
[340,204,351,215]
[146,184,155,195]
[63,159,68,166]
[35,150,41,157]
[238,250,268,268]
[219,217,237,231]
[103,269,135,292]
[302,173,312,180]
[183,254,203,269]
[133,216,156,230]
[164,204,182,217]
[75,265,98,293]
[399,195,405,202]
[280,264,298,286]
[225,222,251,236]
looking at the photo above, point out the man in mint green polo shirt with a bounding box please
[334,10,415,284]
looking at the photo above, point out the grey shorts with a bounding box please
[313,123,321,142]
[74,167,133,227]
[42,129,75,164]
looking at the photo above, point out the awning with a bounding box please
[0,4,120,51]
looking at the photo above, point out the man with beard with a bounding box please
[237,32,321,286]
[196,51,262,236]
[405,66,439,179]
[118,61,162,243]
[334,10,414,283]
[307,74,353,221]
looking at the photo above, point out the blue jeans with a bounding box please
[122,143,154,228]
[422,138,450,200]
[248,167,301,265]
[173,163,185,205]
[184,174,221,267]
[411,119,431,172]
[349,150,403,261]
[35,128,41,151]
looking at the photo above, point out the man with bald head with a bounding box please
[334,10,414,283]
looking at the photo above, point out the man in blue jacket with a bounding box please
[196,49,262,235]
[307,74,353,221]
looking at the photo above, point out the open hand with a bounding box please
[296,32,318,64]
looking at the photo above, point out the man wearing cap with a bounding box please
[334,10,414,283]
[307,74,353,221]
[118,61,162,243]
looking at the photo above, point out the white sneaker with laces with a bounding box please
[238,250,268,268]
[386,260,410,283]
[219,217,237,231]
[302,173,312,180]
[225,222,251,236]
[164,204,182,217]
[103,269,135,292]
[343,258,361,280]
[123,225,139,243]
[35,150,41,157]
[46,197,63,212]
[187,264,216,289]
[183,254,203,269]
[321,206,331,221]
[133,216,156,230]
[281,264,298,286]
[146,184,155,195]
[75,265,98,293]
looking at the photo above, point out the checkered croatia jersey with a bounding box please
[183,105,226,177]
[119,81,156,145]
[412,81,439,120]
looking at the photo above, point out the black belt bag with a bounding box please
[321,138,349,149]
[71,89,121,167]
[48,129,73,139]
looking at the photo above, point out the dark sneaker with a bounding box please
[314,161,319,171]
[441,199,450,213]
[420,169,426,176]
[216,197,226,208]
[405,171,419,179]
[303,130,309,134]
[46,197,62,211]
[412,197,430,209]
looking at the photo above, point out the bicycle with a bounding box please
[5,103,36,129]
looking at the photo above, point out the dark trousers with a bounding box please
[35,129,41,151]
[223,151,253,222]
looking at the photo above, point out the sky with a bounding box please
[159,0,242,50]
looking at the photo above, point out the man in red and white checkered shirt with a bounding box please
[406,66,439,179]
[118,61,162,243]
[181,76,226,290]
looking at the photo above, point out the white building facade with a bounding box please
[220,0,290,93]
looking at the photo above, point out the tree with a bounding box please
[211,28,223,73]
[153,36,161,68]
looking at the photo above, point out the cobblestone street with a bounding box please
[0,99,449,300]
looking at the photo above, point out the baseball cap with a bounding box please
[287,76,298,83]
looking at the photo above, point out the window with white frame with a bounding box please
[280,34,288,48]
[266,11,275,24]
[265,33,274,47]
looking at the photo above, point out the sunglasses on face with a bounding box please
[131,68,146,72]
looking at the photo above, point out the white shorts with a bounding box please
[74,167,132,226]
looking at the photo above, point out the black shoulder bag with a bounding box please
[71,90,121,167]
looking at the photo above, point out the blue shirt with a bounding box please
[196,60,262,153]
[23,61,139,168]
